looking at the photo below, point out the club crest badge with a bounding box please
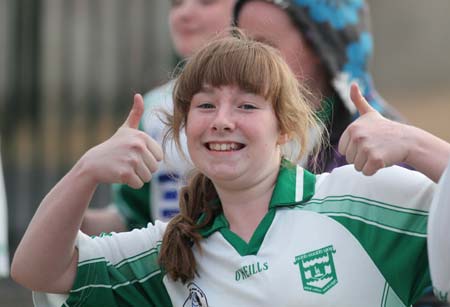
[294,245,338,294]
[183,282,209,307]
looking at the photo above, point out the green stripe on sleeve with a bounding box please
[66,242,172,306]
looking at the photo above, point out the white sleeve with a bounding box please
[32,292,67,307]
[428,159,450,302]
[33,221,167,306]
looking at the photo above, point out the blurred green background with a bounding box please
[0,0,449,305]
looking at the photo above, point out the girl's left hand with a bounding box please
[338,83,410,175]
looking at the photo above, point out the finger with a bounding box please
[338,129,350,156]
[350,83,375,116]
[353,150,368,172]
[123,171,144,189]
[362,157,385,176]
[135,159,152,183]
[124,94,145,129]
[344,140,358,164]
[141,149,159,174]
[146,136,164,162]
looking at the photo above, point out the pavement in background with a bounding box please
[0,278,32,307]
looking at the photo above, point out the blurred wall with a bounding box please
[0,0,173,249]
[368,0,450,141]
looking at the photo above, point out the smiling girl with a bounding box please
[12,32,450,307]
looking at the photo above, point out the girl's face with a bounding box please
[186,85,286,187]
[169,0,235,57]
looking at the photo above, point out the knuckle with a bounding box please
[125,156,139,168]
[119,170,132,184]
[361,145,371,155]
[130,141,145,153]
[136,130,148,139]
[353,134,366,145]
[347,124,360,136]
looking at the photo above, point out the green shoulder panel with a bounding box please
[303,195,430,306]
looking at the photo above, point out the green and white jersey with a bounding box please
[34,163,435,307]
[113,80,192,227]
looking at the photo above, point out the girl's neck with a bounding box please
[214,168,279,243]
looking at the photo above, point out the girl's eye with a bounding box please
[239,104,257,110]
[198,103,215,109]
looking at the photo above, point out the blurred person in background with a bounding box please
[234,0,403,173]
[0,139,9,277]
[81,0,237,234]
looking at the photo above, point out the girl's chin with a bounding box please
[202,165,243,182]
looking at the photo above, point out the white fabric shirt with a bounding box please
[35,164,436,307]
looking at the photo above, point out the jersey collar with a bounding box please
[198,160,316,238]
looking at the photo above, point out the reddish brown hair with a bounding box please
[159,29,323,283]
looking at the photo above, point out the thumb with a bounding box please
[123,94,144,129]
[350,83,375,116]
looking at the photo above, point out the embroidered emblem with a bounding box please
[294,245,338,294]
[183,282,209,307]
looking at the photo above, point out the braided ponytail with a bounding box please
[159,172,220,283]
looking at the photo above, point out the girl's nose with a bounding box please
[211,108,235,132]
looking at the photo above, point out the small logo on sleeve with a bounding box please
[294,245,338,294]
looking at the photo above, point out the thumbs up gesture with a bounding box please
[338,84,409,176]
[80,94,163,188]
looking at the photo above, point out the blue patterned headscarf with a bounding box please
[234,0,402,121]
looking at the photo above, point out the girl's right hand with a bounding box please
[79,94,163,189]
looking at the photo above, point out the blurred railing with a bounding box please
[0,0,173,250]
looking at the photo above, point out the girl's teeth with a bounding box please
[209,143,240,151]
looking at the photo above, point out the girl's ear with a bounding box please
[277,132,290,145]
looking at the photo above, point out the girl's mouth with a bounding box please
[206,142,245,151]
